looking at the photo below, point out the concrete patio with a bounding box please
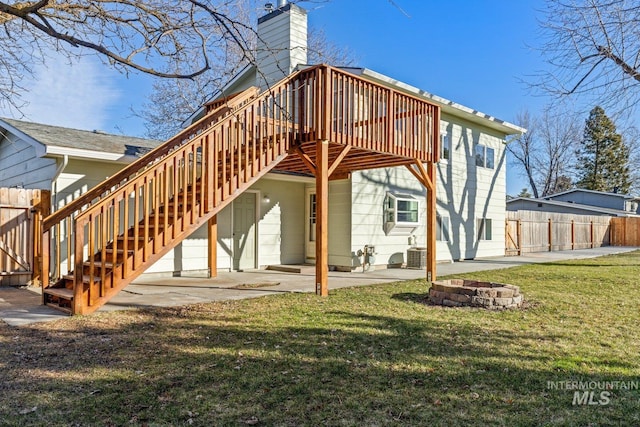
[1,246,637,326]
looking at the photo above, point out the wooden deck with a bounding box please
[39,65,440,315]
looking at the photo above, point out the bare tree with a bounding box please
[536,0,640,113]
[0,0,259,112]
[537,108,582,195]
[508,110,539,197]
[140,15,356,140]
[508,107,581,197]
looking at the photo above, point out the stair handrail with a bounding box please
[42,86,260,231]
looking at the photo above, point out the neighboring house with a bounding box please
[0,1,523,284]
[544,188,639,214]
[507,189,640,217]
[0,120,160,210]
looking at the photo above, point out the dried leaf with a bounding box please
[19,407,37,415]
[244,416,259,425]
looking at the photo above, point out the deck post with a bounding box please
[32,190,50,288]
[315,139,329,296]
[426,161,437,282]
[208,215,218,278]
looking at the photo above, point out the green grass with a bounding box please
[1,252,640,426]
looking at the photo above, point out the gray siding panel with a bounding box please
[549,192,626,210]
[0,136,55,189]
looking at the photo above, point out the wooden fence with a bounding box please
[610,217,640,246]
[0,188,50,286]
[506,211,611,256]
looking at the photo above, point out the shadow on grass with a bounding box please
[390,292,429,304]
[1,300,638,427]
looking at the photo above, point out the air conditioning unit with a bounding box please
[406,247,427,269]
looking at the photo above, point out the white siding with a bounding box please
[351,168,433,267]
[346,114,509,265]
[145,177,307,275]
[0,136,56,189]
[54,159,124,209]
[437,114,507,260]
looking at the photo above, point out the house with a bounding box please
[507,189,640,217]
[193,2,524,265]
[0,119,161,210]
[544,188,639,213]
[0,1,524,314]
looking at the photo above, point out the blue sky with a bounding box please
[1,0,550,195]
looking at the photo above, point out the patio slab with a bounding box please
[1,246,637,326]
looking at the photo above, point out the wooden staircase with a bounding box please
[39,64,441,315]
[40,70,309,314]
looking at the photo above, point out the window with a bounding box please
[477,218,492,241]
[309,193,316,242]
[436,214,450,242]
[440,134,450,161]
[475,144,494,169]
[384,193,419,235]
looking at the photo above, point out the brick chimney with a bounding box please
[256,1,308,89]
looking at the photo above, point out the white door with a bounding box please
[304,189,316,264]
[233,192,257,270]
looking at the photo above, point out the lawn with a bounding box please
[1,252,639,426]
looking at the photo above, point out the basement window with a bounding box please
[384,193,419,235]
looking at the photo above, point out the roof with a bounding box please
[344,67,525,136]
[0,118,161,162]
[196,61,526,138]
[507,197,636,217]
[543,188,634,200]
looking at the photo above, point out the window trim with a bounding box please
[384,192,420,235]
[477,218,493,241]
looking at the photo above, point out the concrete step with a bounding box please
[266,264,316,274]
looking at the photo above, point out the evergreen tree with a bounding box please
[575,106,631,194]
[517,188,532,198]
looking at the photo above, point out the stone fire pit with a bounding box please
[428,279,523,309]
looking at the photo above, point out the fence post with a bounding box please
[590,220,594,248]
[571,219,575,250]
[548,218,552,252]
[517,219,522,256]
[504,219,508,255]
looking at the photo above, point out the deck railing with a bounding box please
[294,65,439,161]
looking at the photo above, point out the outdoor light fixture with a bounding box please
[263,194,270,203]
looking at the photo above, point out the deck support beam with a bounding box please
[208,215,218,278]
[426,161,437,282]
[315,139,329,296]
[406,160,437,282]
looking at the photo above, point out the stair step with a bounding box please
[118,235,147,241]
[83,260,117,268]
[44,287,74,299]
[45,303,72,314]
[105,248,134,255]
[63,274,102,284]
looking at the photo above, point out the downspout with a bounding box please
[48,155,67,280]
[51,154,68,212]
